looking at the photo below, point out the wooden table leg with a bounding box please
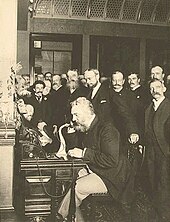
[67,168,79,222]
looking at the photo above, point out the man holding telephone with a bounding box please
[57,97,135,221]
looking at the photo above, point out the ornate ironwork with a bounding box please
[32,0,170,26]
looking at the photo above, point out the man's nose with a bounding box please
[86,79,90,84]
[72,115,76,122]
[152,88,157,93]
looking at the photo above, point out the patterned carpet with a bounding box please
[80,186,159,222]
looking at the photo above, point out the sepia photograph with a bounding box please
[0,0,170,222]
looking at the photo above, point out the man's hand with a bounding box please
[37,121,47,131]
[67,148,83,158]
[128,133,139,144]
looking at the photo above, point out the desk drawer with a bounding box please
[25,176,51,198]
[56,169,72,178]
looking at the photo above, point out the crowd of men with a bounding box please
[16,66,170,221]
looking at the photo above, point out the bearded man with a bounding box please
[62,70,89,149]
[57,97,135,221]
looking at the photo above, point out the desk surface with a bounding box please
[20,158,88,170]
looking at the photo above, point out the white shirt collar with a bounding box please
[54,85,62,91]
[114,87,123,93]
[131,85,141,91]
[91,82,101,99]
[153,96,165,111]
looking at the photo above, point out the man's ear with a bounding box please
[163,85,167,93]
[123,79,125,85]
[163,73,165,79]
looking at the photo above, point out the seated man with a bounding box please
[57,97,135,221]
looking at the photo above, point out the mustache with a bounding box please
[72,121,78,127]
[152,92,161,96]
[113,84,121,87]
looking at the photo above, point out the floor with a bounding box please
[0,186,159,222]
[80,186,159,222]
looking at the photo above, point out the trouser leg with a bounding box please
[58,168,107,219]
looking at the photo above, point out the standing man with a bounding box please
[24,80,52,128]
[64,70,90,149]
[127,72,149,138]
[150,66,165,81]
[144,79,170,221]
[57,97,135,221]
[150,66,170,99]
[51,74,67,135]
[84,68,111,121]
[44,72,53,82]
[110,71,139,150]
[24,80,54,152]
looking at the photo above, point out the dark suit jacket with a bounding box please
[128,85,150,138]
[109,88,139,144]
[87,83,111,121]
[24,94,52,128]
[129,85,150,109]
[50,86,67,127]
[81,117,135,203]
[145,98,170,156]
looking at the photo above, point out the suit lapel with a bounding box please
[153,99,170,155]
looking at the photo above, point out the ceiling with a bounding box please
[33,0,170,26]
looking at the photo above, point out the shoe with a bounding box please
[55,213,64,222]
[30,216,45,222]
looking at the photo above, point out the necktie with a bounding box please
[37,96,42,103]
[153,101,156,111]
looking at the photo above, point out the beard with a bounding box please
[66,80,79,90]
[73,122,88,132]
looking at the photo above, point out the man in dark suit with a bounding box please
[65,69,89,104]
[24,80,52,128]
[57,97,135,221]
[84,68,111,121]
[51,74,67,131]
[127,72,150,139]
[150,65,170,99]
[110,71,139,149]
[62,70,90,149]
[144,79,170,221]
[24,80,54,152]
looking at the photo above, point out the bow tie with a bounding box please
[36,96,42,102]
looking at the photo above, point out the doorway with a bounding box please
[30,33,82,80]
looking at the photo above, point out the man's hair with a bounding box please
[149,78,164,86]
[71,97,95,115]
[111,71,124,79]
[33,80,45,88]
[84,68,100,76]
[151,66,163,73]
[128,73,140,78]
[44,72,52,77]
[53,74,61,78]
[67,69,78,77]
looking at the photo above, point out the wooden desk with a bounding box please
[17,158,87,222]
